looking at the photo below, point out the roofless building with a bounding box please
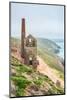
[21,18,38,67]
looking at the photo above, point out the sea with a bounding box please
[53,39,64,60]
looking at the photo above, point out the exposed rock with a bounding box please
[11,68,16,76]
[11,81,16,97]
[30,90,43,95]
[56,80,61,87]
[30,85,39,91]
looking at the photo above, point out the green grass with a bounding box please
[33,77,43,86]
[11,76,31,96]
[15,64,33,73]
[33,74,64,94]
[37,48,63,72]
[57,71,64,80]
[33,75,53,87]
[11,51,64,96]
[48,85,64,94]
[11,56,21,65]
[11,56,33,74]
[11,76,31,88]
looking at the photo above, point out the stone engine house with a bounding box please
[21,18,38,67]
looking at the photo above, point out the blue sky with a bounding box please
[11,3,64,39]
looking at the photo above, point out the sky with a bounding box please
[11,2,64,39]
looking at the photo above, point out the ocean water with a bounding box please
[53,39,64,59]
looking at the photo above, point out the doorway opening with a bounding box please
[29,60,32,65]
[29,57,33,65]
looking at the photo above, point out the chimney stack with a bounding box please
[22,18,25,37]
[21,18,26,58]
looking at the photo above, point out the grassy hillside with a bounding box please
[37,38,64,80]
[37,38,60,54]
[11,56,64,97]
[10,37,64,97]
[11,37,64,71]
[11,37,64,78]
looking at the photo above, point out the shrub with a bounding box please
[11,76,31,96]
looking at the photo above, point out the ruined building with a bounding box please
[21,18,38,67]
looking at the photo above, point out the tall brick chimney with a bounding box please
[21,18,26,58]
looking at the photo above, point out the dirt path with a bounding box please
[37,56,64,88]
[11,50,64,88]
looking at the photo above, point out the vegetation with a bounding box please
[11,37,64,97]
[11,56,64,96]
[37,38,60,53]
[11,76,31,96]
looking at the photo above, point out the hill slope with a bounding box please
[37,38,60,54]
[11,56,64,97]
[10,37,64,97]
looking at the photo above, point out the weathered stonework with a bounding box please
[21,18,38,67]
